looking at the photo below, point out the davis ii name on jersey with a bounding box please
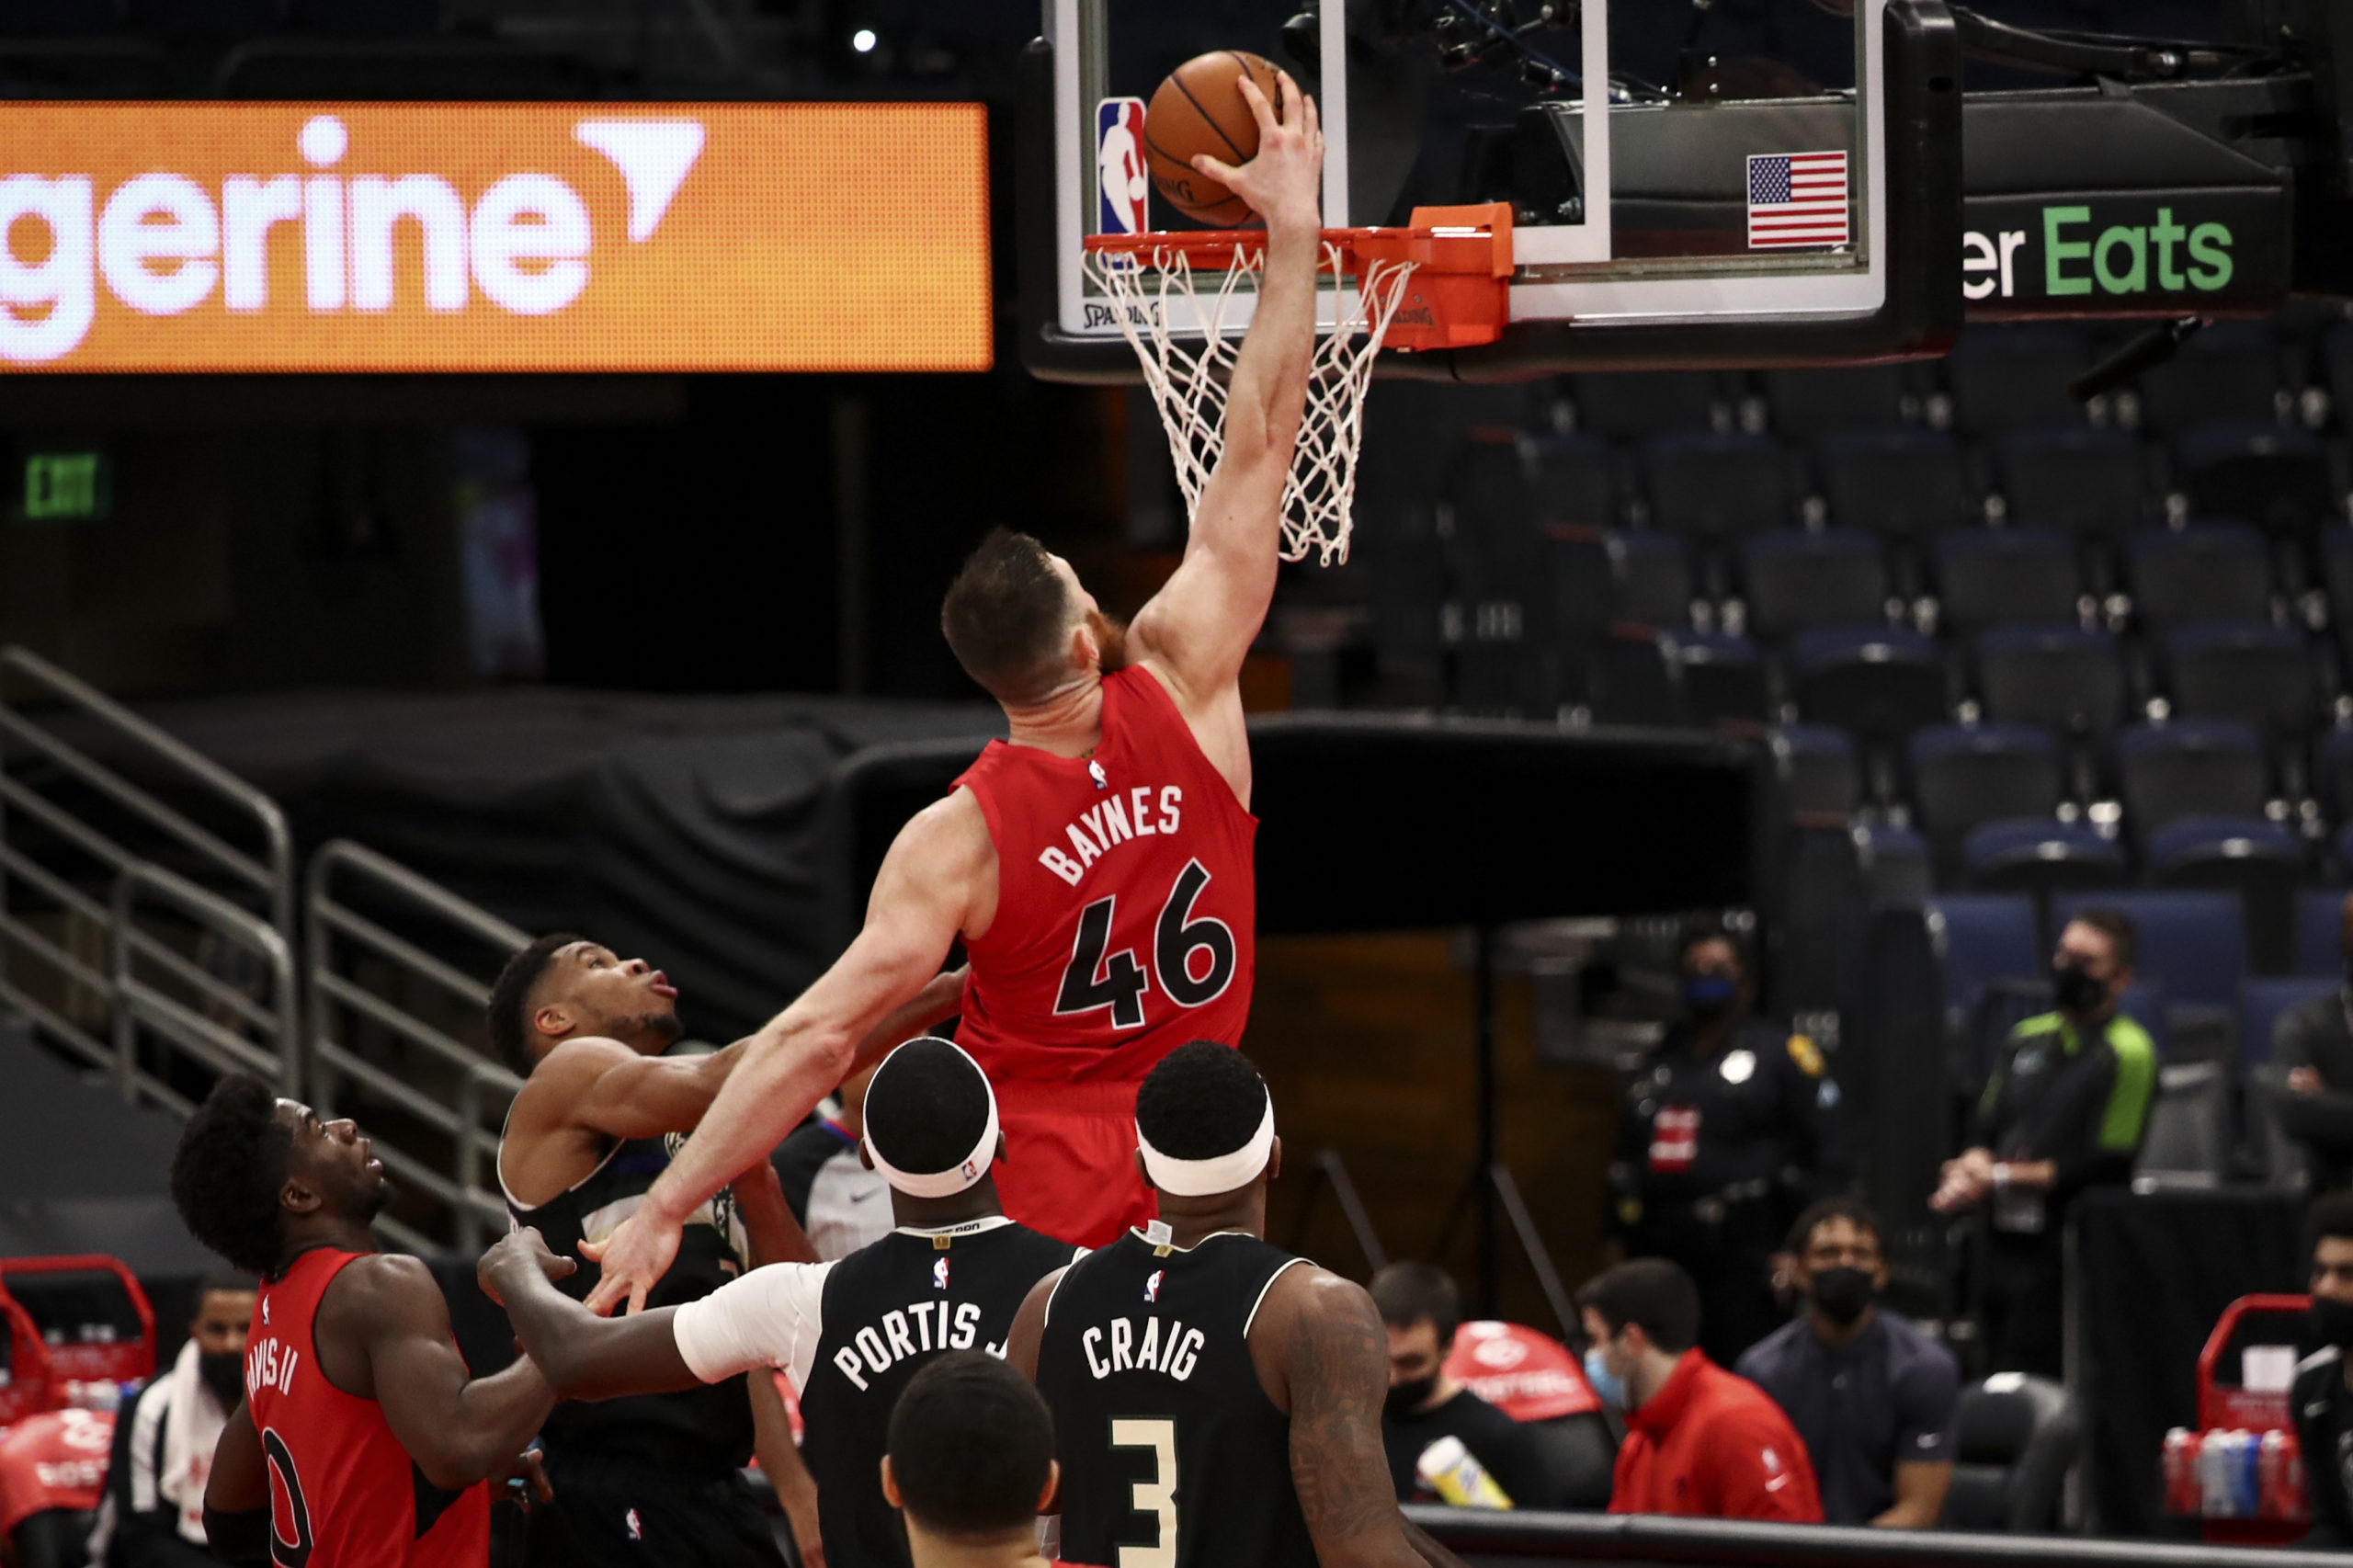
[1038,785,1184,889]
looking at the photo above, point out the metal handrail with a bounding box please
[304,839,528,1252]
[0,646,292,932]
[108,861,298,1114]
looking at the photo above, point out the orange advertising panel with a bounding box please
[0,102,992,372]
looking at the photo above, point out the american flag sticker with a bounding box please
[1746,151,1849,249]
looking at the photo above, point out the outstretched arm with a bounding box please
[1260,1269,1465,1568]
[336,1255,553,1491]
[1129,72,1325,741]
[583,803,985,1314]
[482,1228,699,1402]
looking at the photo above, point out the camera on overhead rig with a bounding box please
[1283,0,1582,92]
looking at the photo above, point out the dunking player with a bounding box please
[169,1075,550,1566]
[481,1039,1078,1568]
[586,67,1326,1311]
[1007,1044,1464,1568]
[490,933,961,1566]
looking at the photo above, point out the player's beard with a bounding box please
[1089,608,1131,675]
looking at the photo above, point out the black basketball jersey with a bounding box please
[801,1217,1076,1568]
[1036,1230,1316,1568]
[504,1130,755,1474]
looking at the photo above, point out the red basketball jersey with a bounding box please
[953,665,1257,1086]
[247,1248,491,1568]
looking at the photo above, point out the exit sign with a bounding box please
[23,453,108,520]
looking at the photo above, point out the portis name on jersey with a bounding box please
[832,1299,994,1392]
[1076,1312,1206,1382]
[1038,785,1184,889]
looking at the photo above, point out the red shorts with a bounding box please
[995,1082,1157,1250]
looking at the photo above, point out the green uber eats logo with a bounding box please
[2043,206,2233,296]
[1961,206,2234,301]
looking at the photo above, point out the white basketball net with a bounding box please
[1086,239,1419,566]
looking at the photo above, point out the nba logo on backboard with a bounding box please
[1097,97,1149,234]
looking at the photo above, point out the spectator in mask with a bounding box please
[1735,1200,1959,1527]
[2294,1190,2353,1546]
[1606,921,1851,1367]
[1931,908,2154,1377]
[1370,1263,1552,1509]
[1577,1259,1822,1522]
[2269,891,2353,1190]
[87,1273,256,1567]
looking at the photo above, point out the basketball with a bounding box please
[1144,50,1284,227]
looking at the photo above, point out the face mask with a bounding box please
[2312,1297,2353,1351]
[199,1350,245,1411]
[1385,1373,1439,1416]
[1682,975,1738,1021]
[1810,1267,1876,1326]
[1583,1346,1626,1408]
[2052,960,2107,1015]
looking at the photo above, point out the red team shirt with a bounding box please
[247,1248,490,1568]
[953,665,1256,1246]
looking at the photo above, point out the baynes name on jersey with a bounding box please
[1038,783,1186,888]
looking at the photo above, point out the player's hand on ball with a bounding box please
[478,1227,575,1306]
[1191,69,1323,239]
[580,1209,679,1316]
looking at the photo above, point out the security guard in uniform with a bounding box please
[1931,906,2155,1378]
[1608,924,1851,1369]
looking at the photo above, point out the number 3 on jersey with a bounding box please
[1054,859,1235,1030]
[1110,1417,1177,1568]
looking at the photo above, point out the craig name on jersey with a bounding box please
[829,1256,1004,1392]
[1071,1269,1208,1382]
[1037,781,1188,889]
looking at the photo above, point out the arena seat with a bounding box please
[2144,815,2305,974]
[1760,364,1912,438]
[2326,321,2353,419]
[1544,527,1618,640]
[1790,626,1949,749]
[1946,325,2093,435]
[2137,321,2287,433]
[2313,724,2353,829]
[1609,532,1694,630]
[1737,530,1890,641]
[1770,725,1859,818]
[1972,626,2129,745]
[2295,885,2346,975]
[2242,974,2338,1069]
[1932,530,2081,637]
[1815,428,1971,547]
[2175,421,2337,541]
[1662,631,1769,728]
[1572,370,1723,438]
[1528,433,1623,531]
[1906,722,2065,873]
[1855,821,1933,903]
[2162,621,2317,746]
[1927,894,2042,1034]
[1994,427,2153,565]
[1961,818,2129,898]
[1586,627,1683,728]
[2052,889,2247,1009]
[1641,432,1794,550]
[1525,1414,1617,1510]
[2137,1059,2234,1184]
[2115,720,2269,837]
[2325,530,2353,661]
[2122,524,2276,633]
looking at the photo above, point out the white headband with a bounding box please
[861,1039,1001,1199]
[1137,1093,1276,1197]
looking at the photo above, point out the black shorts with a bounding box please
[527,1449,787,1568]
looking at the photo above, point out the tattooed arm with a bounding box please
[1250,1267,1471,1568]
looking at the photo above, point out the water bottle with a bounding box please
[1415,1436,1514,1508]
